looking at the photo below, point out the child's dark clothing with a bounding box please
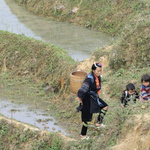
[120,90,139,107]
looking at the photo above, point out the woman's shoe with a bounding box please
[95,123,106,128]
[80,135,89,140]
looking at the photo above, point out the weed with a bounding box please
[0,126,8,137]
[0,1,150,149]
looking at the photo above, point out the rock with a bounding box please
[71,7,79,14]
[56,5,65,11]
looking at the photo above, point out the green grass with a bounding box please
[0,69,149,149]
[104,66,150,99]
[12,0,150,71]
[0,119,63,150]
[0,31,76,94]
[13,0,150,36]
[0,0,150,149]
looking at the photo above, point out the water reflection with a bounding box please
[0,99,68,135]
[0,0,114,61]
[0,0,42,40]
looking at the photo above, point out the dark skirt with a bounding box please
[81,95,108,122]
[81,94,92,122]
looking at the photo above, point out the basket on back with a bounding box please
[70,71,87,94]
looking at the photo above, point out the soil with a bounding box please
[112,114,150,150]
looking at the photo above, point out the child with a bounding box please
[120,83,139,107]
[140,74,150,101]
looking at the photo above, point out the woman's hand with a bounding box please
[79,100,83,105]
[78,97,83,105]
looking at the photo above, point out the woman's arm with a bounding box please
[77,78,91,100]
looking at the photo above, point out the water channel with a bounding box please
[1,0,113,61]
[0,0,113,136]
[0,99,68,135]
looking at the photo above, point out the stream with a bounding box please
[1,0,114,61]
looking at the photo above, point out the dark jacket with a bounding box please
[120,90,139,107]
[77,73,101,122]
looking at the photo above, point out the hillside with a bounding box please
[13,0,150,37]
[113,114,150,150]
[13,0,150,70]
[0,0,150,149]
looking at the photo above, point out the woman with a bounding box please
[77,63,108,139]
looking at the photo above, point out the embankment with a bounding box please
[0,116,74,150]
[0,31,76,92]
[0,0,150,149]
[13,0,150,37]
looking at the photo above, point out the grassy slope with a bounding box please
[0,31,76,92]
[0,0,150,149]
[13,0,150,70]
[13,0,150,36]
[0,118,66,150]
[0,71,149,150]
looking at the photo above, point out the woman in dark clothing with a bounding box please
[77,63,108,139]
